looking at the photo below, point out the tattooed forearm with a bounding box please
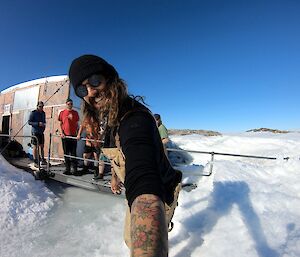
[130,194,168,257]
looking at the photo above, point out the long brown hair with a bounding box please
[82,77,128,128]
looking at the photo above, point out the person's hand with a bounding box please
[111,175,122,195]
[61,133,65,138]
[39,122,45,127]
[76,135,81,141]
[99,126,104,135]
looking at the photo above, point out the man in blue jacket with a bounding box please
[28,101,46,167]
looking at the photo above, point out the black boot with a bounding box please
[33,159,39,168]
[40,159,47,166]
[72,165,82,176]
[93,170,104,180]
[82,165,89,174]
[63,162,72,175]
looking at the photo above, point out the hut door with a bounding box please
[2,115,10,134]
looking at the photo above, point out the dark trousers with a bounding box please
[62,137,77,170]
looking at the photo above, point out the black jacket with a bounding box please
[105,97,181,208]
[28,110,46,134]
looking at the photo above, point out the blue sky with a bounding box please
[0,0,299,132]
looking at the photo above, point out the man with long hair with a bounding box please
[68,55,181,257]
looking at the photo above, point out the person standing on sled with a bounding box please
[76,108,105,179]
[58,98,80,175]
[68,54,181,257]
[28,101,47,167]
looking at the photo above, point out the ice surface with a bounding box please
[1,132,300,257]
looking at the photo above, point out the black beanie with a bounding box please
[154,114,161,120]
[68,54,119,88]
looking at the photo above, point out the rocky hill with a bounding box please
[246,128,290,133]
[168,128,291,136]
[168,129,221,136]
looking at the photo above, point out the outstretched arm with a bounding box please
[130,194,168,257]
[119,112,168,256]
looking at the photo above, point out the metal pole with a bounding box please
[0,134,292,179]
[47,133,52,172]
[36,136,40,171]
[63,154,110,165]
[167,148,278,160]
[52,134,103,143]
[0,134,287,161]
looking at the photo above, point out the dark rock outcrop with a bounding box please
[246,128,289,134]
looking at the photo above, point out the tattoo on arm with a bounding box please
[130,194,168,257]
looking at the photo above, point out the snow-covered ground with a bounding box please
[1,132,300,257]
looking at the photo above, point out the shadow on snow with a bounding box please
[170,181,280,257]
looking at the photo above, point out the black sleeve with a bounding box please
[42,111,46,124]
[28,111,38,127]
[119,111,164,209]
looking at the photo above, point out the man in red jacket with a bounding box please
[58,98,80,175]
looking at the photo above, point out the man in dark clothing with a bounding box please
[28,101,46,167]
[68,54,181,257]
[58,98,79,175]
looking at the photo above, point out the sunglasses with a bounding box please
[75,74,105,98]
[38,105,44,108]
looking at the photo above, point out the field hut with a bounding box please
[0,75,83,161]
